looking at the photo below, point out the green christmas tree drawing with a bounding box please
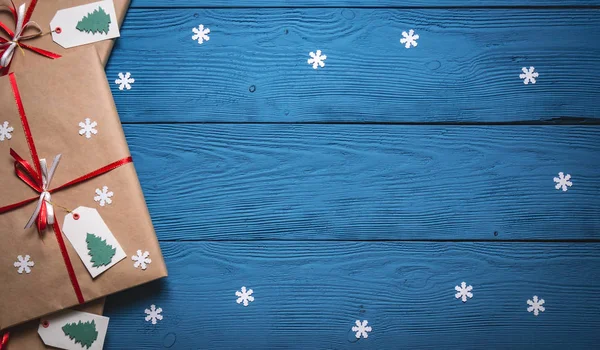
[86,233,116,268]
[62,320,98,349]
[76,7,111,35]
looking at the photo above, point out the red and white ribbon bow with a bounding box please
[24,154,62,230]
[10,148,62,231]
[0,3,35,66]
[0,0,60,72]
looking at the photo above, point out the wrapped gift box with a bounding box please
[3,299,105,349]
[0,46,167,331]
[0,0,130,72]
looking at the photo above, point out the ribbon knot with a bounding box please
[0,3,39,67]
[0,0,60,73]
[10,148,61,232]
[27,155,61,231]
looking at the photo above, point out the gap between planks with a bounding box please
[130,6,600,9]
[120,118,600,126]
[156,238,600,242]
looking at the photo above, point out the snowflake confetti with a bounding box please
[527,295,545,316]
[78,118,98,139]
[352,320,372,339]
[519,67,539,85]
[115,72,135,90]
[553,172,572,192]
[192,24,210,44]
[400,29,419,49]
[144,304,163,324]
[132,250,152,270]
[235,286,254,306]
[14,255,34,274]
[0,121,13,141]
[455,282,473,302]
[94,186,114,207]
[307,50,327,69]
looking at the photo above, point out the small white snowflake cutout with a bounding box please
[144,304,163,324]
[554,172,572,192]
[0,121,14,141]
[308,50,327,69]
[78,118,98,139]
[400,29,419,49]
[235,286,254,306]
[14,255,34,274]
[527,295,545,316]
[352,320,372,339]
[519,67,539,85]
[455,282,473,302]
[94,186,114,206]
[192,24,210,44]
[115,72,135,90]
[132,250,152,270]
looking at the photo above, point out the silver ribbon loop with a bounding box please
[24,154,62,229]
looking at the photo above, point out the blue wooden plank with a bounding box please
[107,9,600,123]
[131,0,600,8]
[123,124,600,241]
[104,241,600,349]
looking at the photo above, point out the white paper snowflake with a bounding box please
[553,172,572,192]
[115,72,135,90]
[519,67,539,85]
[527,295,545,316]
[144,304,163,324]
[0,121,14,141]
[400,29,419,49]
[78,118,98,139]
[455,281,473,302]
[132,250,152,270]
[352,320,372,339]
[192,24,210,44]
[235,286,254,306]
[14,255,34,274]
[308,50,327,69]
[94,186,114,206]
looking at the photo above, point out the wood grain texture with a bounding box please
[107,9,600,123]
[130,0,600,8]
[104,241,600,349]
[102,4,600,350]
[123,124,600,241]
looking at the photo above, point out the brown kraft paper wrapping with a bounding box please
[4,298,105,350]
[0,0,130,71]
[0,46,167,331]
[1,1,129,345]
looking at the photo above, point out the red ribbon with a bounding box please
[0,332,8,350]
[0,73,133,305]
[0,0,61,75]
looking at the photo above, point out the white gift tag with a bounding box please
[50,0,120,49]
[38,310,109,350]
[62,206,126,278]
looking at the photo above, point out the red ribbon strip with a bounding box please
[0,73,133,305]
[0,0,61,75]
[0,332,9,350]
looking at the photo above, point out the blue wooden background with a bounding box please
[103,0,600,348]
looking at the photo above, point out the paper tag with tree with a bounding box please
[38,310,109,350]
[50,0,120,49]
[62,207,126,278]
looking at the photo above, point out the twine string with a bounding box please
[44,199,72,214]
